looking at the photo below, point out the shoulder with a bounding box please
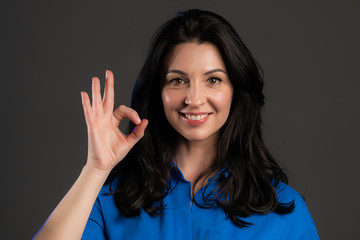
[273,181,320,239]
[275,181,304,203]
[275,181,311,220]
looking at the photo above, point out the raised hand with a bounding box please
[81,70,148,174]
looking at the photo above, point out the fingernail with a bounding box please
[105,70,108,79]
[137,117,141,124]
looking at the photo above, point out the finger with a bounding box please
[81,91,94,124]
[103,70,114,113]
[113,105,141,125]
[126,119,148,147]
[91,77,103,114]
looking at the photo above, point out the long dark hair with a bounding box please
[107,9,294,227]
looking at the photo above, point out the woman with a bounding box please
[34,9,319,239]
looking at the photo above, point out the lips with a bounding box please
[179,112,211,125]
[184,113,209,120]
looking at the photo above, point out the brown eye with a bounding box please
[170,78,185,86]
[207,77,221,85]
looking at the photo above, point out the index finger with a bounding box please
[113,105,141,126]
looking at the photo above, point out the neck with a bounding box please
[174,135,217,195]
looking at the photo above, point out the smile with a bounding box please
[184,113,209,120]
[179,112,211,126]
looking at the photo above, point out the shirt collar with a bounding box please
[170,160,229,183]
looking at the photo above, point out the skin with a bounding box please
[34,71,148,239]
[34,42,233,239]
[162,42,233,192]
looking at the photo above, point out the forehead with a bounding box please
[165,42,226,72]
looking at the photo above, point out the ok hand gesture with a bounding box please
[80,70,148,174]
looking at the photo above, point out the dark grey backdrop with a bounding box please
[1,0,359,239]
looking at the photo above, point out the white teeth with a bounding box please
[184,114,209,120]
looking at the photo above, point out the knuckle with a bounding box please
[114,110,125,119]
[137,131,144,138]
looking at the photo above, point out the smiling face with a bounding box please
[161,42,233,144]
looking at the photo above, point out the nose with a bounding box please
[184,82,206,106]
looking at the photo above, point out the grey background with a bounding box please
[1,0,359,239]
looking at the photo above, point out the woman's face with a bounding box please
[161,42,233,143]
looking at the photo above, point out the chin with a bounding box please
[180,131,217,143]
[184,136,207,142]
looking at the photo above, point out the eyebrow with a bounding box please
[167,68,227,76]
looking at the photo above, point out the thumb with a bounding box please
[126,119,148,147]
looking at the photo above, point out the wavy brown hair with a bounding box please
[107,9,294,227]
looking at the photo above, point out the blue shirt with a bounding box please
[82,167,319,239]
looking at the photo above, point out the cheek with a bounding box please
[162,91,172,108]
[162,89,185,110]
[212,90,233,111]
